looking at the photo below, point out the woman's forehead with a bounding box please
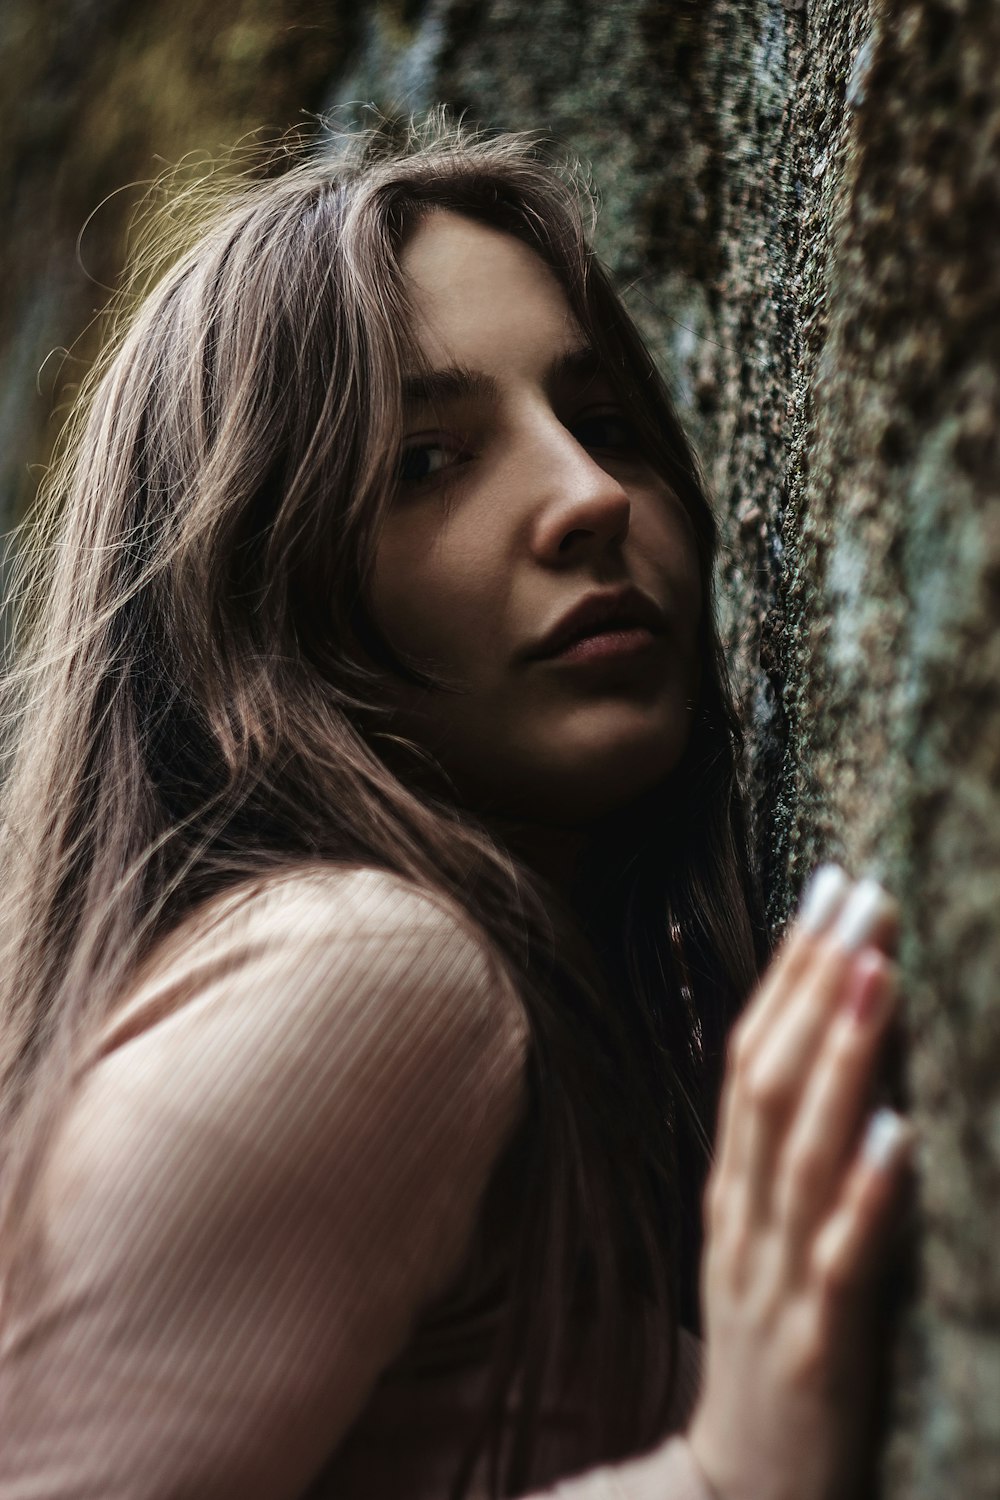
[399,210,583,371]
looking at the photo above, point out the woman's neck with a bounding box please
[486,817,592,901]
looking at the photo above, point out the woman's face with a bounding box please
[369,210,702,825]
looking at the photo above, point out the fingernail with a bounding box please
[798,863,851,935]
[845,951,897,1025]
[834,877,896,951]
[862,1107,914,1170]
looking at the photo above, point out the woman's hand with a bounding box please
[687,866,914,1500]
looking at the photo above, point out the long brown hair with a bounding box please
[0,113,764,1495]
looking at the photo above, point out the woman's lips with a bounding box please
[523,587,668,663]
[542,623,658,665]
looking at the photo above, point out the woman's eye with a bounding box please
[397,443,466,488]
[571,412,639,452]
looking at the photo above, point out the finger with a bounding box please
[810,1107,916,1303]
[714,864,852,1168]
[742,870,899,1057]
[731,865,853,1062]
[717,880,898,1225]
[734,868,898,1071]
[773,950,900,1256]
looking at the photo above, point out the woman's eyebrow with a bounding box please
[401,346,604,412]
[553,344,603,389]
[402,367,499,409]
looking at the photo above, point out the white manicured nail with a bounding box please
[798,863,851,935]
[834,877,896,950]
[862,1107,913,1170]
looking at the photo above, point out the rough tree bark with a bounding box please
[2,1,998,1494]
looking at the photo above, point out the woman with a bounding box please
[0,116,911,1498]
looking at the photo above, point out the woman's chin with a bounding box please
[463,736,689,829]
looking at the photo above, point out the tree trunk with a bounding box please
[3,1,998,1493]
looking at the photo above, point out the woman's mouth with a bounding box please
[523,586,667,665]
[545,624,658,665]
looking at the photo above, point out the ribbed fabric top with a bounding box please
[0,863,712,1500]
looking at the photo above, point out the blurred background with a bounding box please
[2,2,999,1495]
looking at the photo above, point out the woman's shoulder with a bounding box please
[12,866,533,1497]
[166,859,495,948]
[93,861,529,1071]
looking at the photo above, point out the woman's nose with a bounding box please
[529,426,632,565]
